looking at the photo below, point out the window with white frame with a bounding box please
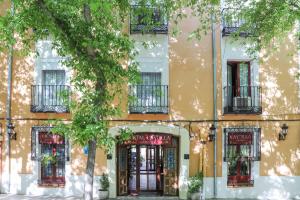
[129,72,168,113]
[31,126,70,187]
[224,127,261,187]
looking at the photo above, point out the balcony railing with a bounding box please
[130,5,168,34]
[31,85,70,113]
[222,8,251,37]
[129,85,168,114]
[223,86,262,114]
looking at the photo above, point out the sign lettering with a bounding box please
[39,132,64,144]
[124,134,172,145]
[228,132,252,145]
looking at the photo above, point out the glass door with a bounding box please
[163,147,178,196]
[139,145,157,192]
[118,146,128,195]
[128,145,137,194]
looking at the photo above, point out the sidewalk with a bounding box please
[0,195,180,200]
[0,195,82,200]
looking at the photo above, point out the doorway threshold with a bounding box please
[116,196,179,200]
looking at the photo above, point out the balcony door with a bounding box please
[42,70,66,107]
[227,62,251,97]
[130,72,168,113]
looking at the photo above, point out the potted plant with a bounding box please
[99,173,109,200]
[188,171,203,200]
[41,154,57,166]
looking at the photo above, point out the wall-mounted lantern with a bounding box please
[208,124,216,142]
[278,123,288,141]
[7,122,17,140]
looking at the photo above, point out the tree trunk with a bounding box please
[84,139,97,200]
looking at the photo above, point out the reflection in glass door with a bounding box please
[140,145,157,192]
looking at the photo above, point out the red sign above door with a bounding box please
[228,132,252,145]
[39,132,64,144]
[124,134,172,145]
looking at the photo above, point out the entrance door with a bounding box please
[163,147,178,195]
[139,145,158,193]
[117,134,178,196]
[118,146,128,195]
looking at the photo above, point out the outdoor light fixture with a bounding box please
[278,123,288,141]
[7,122,17,140]
[208,124,216,142]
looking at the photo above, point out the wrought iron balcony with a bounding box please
[222,8,251,37]
[223,86,262,114]
[130,5,168,34]
[31,85,70,113]
[129,85,168,114]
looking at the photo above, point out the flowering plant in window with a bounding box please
[41,154,57,166]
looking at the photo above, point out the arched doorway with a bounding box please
[117,133,179,196]
[107,124,189,199]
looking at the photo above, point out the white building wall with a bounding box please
[131,34,169,85]
[35,40,71,85]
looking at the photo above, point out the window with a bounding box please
[227,62,251,97]
[227,133,252,186]
[39,132,66,186]
[31,127,70,187]
[129,72,169,113]
[42,70,66,107]
[224,128,261,187]
[224,61,262,114]
[31,70,70,113]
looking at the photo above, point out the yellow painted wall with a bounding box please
[0,2,299,181]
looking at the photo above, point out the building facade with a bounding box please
[0,1,300,199]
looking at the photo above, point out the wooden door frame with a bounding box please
[227,61,251,97]
[116,133,179,196]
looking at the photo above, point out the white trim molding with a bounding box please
[107,124,190,199]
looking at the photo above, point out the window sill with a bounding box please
[38,182,65,188]
[227,180,254,187]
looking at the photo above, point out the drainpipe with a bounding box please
[211,12,218,198]
[4,0,14,193]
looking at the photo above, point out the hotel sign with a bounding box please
[124,134,172,145]
[228,132,252,145]
[39,132,64,144]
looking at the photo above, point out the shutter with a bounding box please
[31,127,37,160]
[253,128,261,161]
[223,128,228,162]
[65,138,70,161]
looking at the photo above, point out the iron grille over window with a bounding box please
[130,5,168,34]
[224,127,260,187]
[31,126,70,161]
[31,126,70,186]
[224,127,261,162]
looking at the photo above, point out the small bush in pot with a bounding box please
[99,173,109,200]
[188,171,203,200]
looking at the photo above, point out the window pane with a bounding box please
[239,63,248,86]
[43,70,66,85]
[240,145,251,157]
